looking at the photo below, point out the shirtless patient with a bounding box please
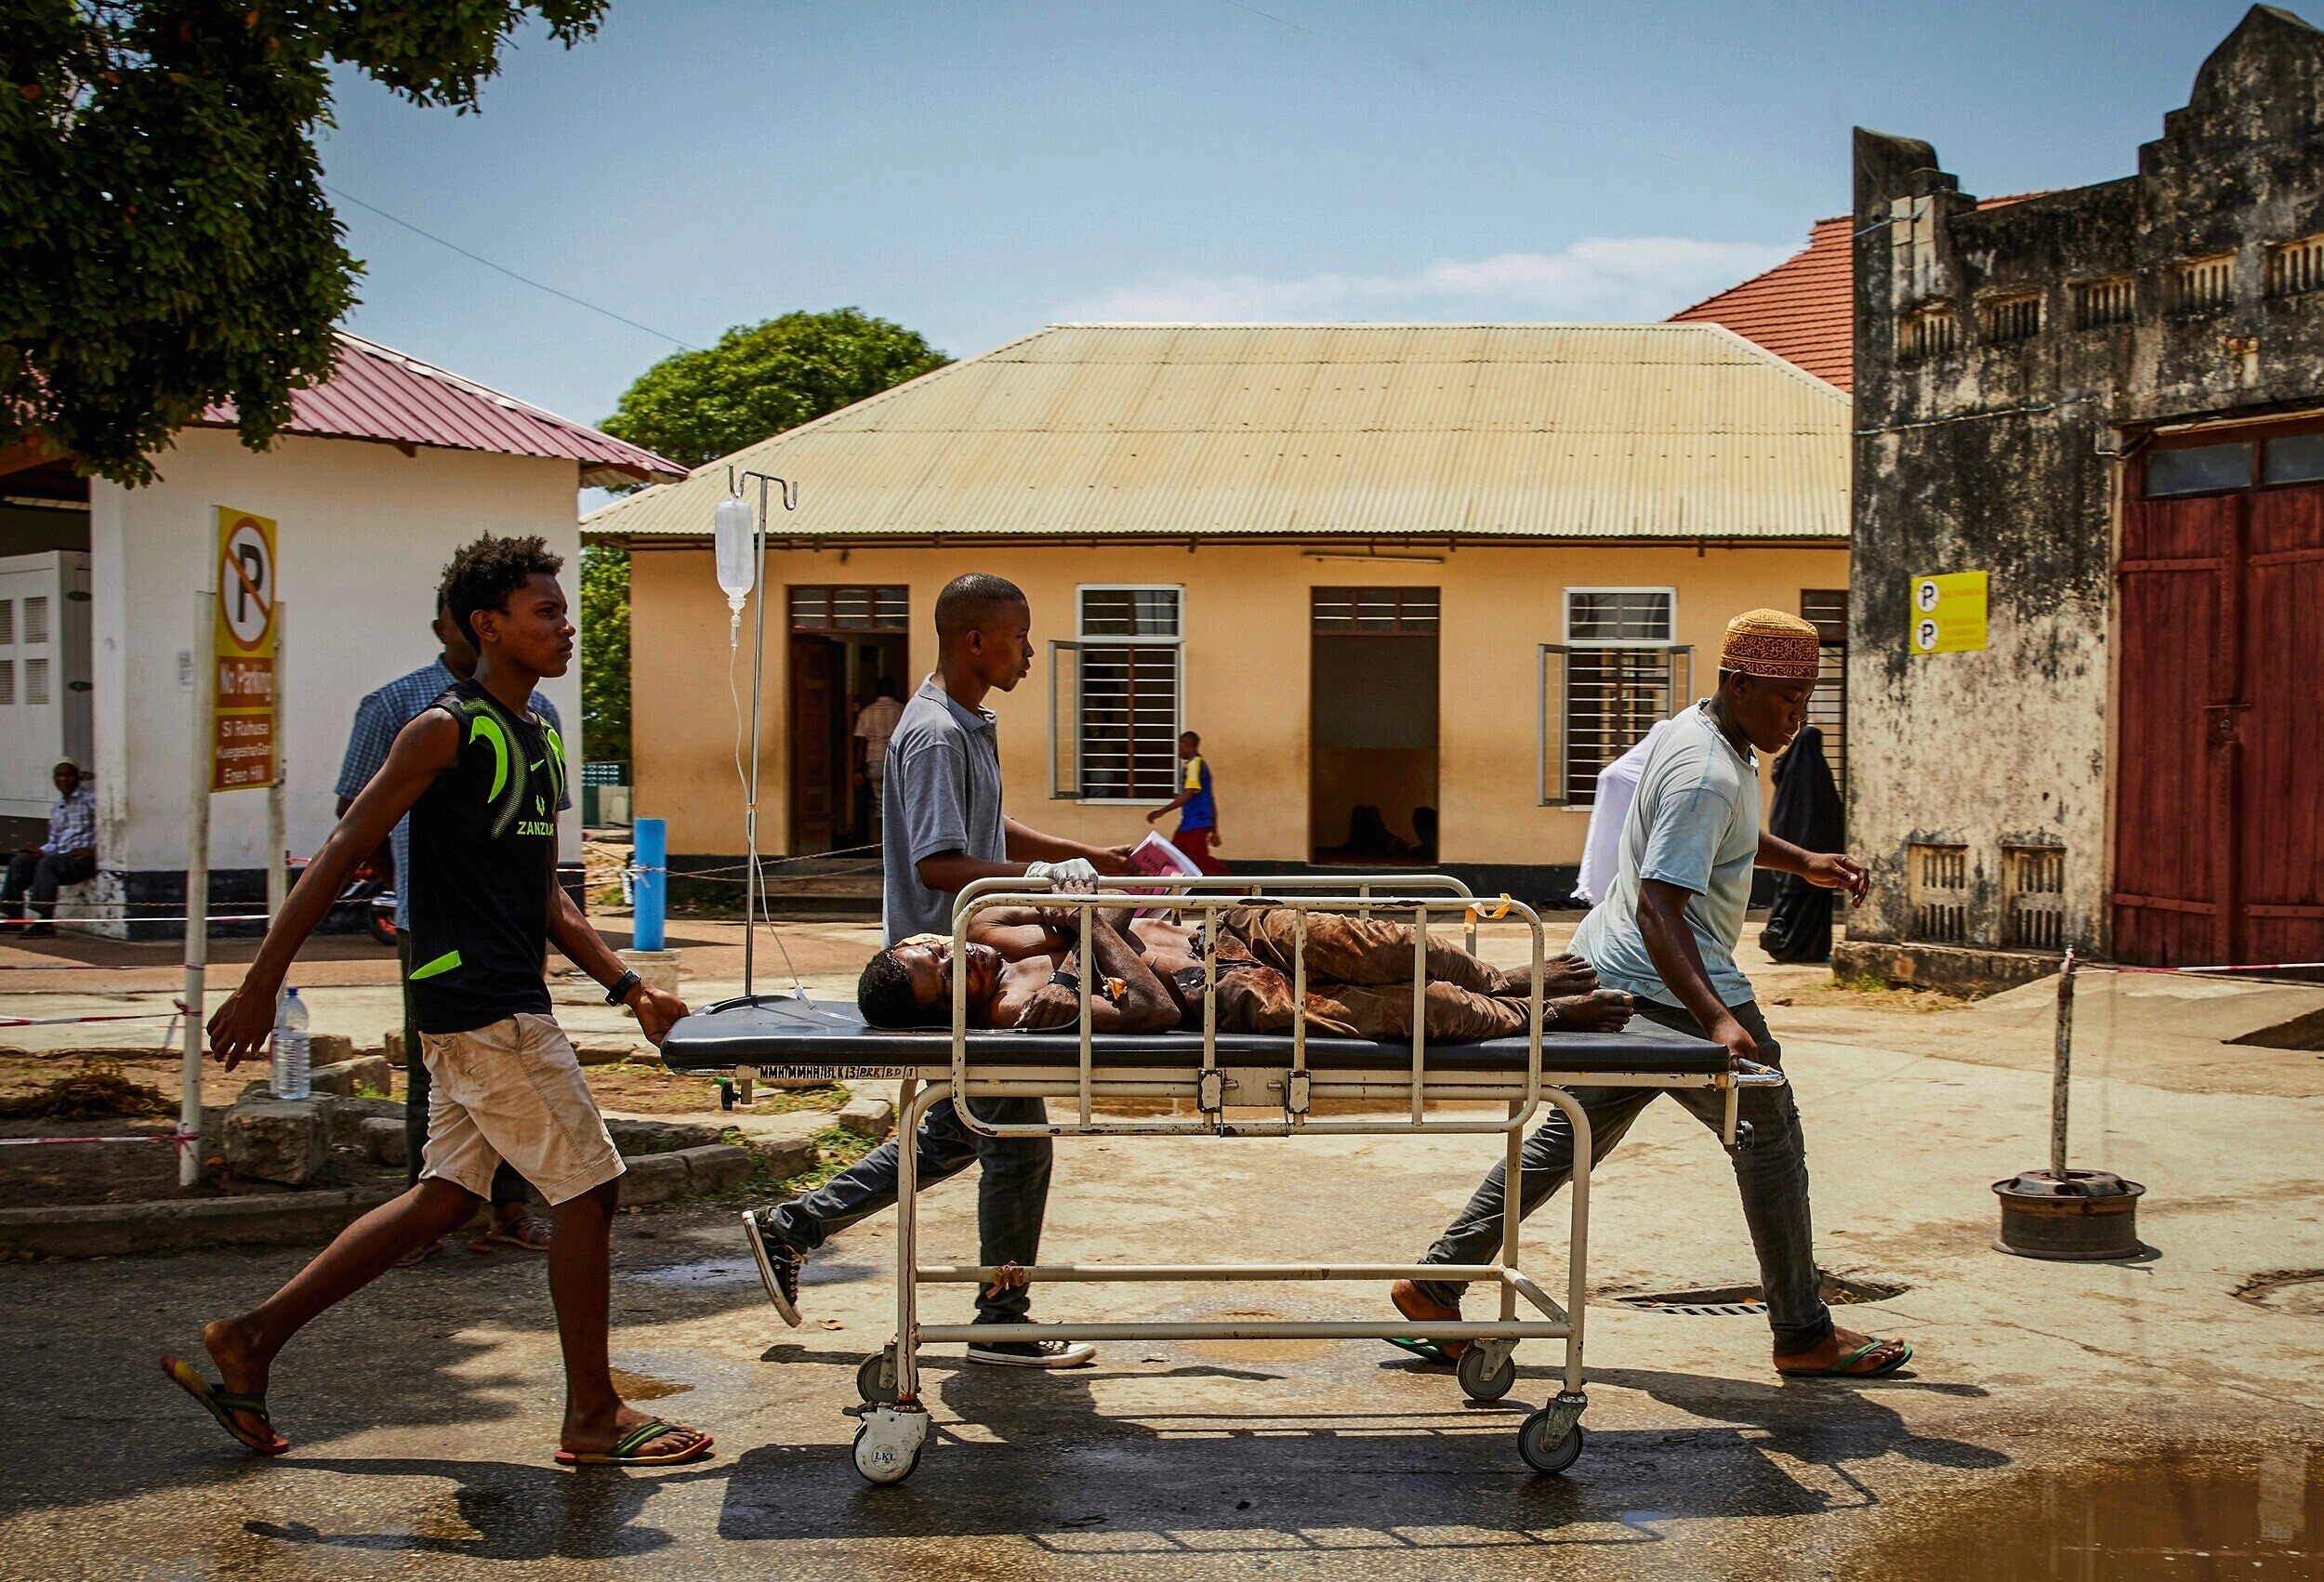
[856,903,1633,1042]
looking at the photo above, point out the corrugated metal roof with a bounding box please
[196,332,683,486]
[586,322,1847,542]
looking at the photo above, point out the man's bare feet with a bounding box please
[1499,953,1599,1000]
[1774,1325,1912,1378]
[201,1315,277,1444]
[1549,989,1634,1032]
[1389,1278,1468,1363]
[560,1401,712,1464]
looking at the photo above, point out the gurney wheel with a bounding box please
[852,1412,927,1485]
[1457,1345,1517,1402]
[857,1349,900,1405]
[1517,1414,1585,1475]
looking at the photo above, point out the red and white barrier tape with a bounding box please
[2080,960,2324,976]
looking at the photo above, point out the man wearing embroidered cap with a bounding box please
[1393,610,1913,1379]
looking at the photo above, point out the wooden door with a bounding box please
[2113,490,2240,964]
[788,635,835,853]
[2238,483,2324,963]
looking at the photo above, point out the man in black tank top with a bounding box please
[160,535,713,1468]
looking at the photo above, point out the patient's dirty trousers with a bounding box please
[1410,997,1835,1356]
[1208,906,1535,1042]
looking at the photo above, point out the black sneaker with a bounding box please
[965,1335,1097,1368]
[739,1208,804,1327]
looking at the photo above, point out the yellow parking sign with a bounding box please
[1909,571,1987,655]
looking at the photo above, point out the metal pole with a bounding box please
[743,474,770,999]
[179,589,216,1187]
[263,600,286,1014]
[2050,947,2077,1181]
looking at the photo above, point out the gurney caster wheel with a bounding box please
[857,1348,900,1405]
[1518,1413,1585,1475]
[852,1406,929,1485]
[1457,1344,1517,1402]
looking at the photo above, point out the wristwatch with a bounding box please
[604,969,642,1006]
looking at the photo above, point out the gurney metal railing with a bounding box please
[837,874,1786,1486]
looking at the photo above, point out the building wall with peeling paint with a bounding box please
[1846,5,2324,959]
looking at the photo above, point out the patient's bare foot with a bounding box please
[1499,953,1598,999]
[1548,989,1633,1031]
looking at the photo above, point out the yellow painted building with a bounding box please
[589,323,1849,895]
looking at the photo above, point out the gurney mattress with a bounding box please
[659,996,1729,1076]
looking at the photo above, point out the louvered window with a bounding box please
[788,586,907,633]
[1898,300,1958,361]
[1979,290,2042,345]
[1538,589,1687,807]
[2070,275,2135,328]
[1050,587,1182,800]
[1908,843,1970,943]
[2265,234,2324,298]
[2172,253,2236,313]
[2002,845,2067,952]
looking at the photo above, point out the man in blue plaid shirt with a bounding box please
[4,760,97,937]
[337,590,568,1259]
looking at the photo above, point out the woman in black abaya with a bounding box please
[1760,724,1844,963]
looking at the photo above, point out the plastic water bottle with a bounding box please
[271,988,311,1101]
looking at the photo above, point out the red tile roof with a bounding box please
[1670,217,1855,389]
[196,332,682,485]
[1670,195,2048,393]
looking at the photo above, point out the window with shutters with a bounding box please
[1908,843,1970,943]
[1052,587,1182,800]
[1539,589,1687,807]
[2002,844,2067,952]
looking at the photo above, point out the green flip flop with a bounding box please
[1777,1337,1913,1378]
[555,1418,714,1467]
[160,1352,289,1455]
[1384,1336,1462,1366]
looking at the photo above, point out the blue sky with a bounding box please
[318,0,2275,438]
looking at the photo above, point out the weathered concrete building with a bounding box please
[1842,6,2324,983]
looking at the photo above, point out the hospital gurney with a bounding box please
[658,875,1784,1484]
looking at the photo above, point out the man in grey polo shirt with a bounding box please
[744,573,1130,1367]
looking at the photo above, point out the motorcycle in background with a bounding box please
[285,846,397,947]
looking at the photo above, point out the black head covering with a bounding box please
[1767,725,1842,853]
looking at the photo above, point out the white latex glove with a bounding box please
[1023,858,1099,891]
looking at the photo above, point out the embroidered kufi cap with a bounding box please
[1720,609,1822,680]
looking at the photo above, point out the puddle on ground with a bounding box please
[1851,1445,2320,1579]
[606,1367,693,1401]
[1182,1310,1338,1363]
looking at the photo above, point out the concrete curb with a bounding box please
[0,1142,792,1259]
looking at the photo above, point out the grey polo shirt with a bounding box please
[881,674,1007,945]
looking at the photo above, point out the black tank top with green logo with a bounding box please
[405,679,566,1035]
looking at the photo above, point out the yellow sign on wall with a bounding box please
[1909,571,1987,655]
[212,507,278,791]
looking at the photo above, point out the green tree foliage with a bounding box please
[2,1,610,484]
[599,309,950,475]
[576,542,629,763]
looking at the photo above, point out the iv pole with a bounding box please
[729,466,798,1002]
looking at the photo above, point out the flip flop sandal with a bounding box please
[160,1353,289,1456]
[1777,1337,1913,1378]
[470,1219,552,1253]
[554,1420,715,1467]
[1385,1336,1463,1366]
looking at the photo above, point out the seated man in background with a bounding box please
[3,761,97,937]
[859,903,1632,1041]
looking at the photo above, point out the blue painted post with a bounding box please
[633,817,667,953]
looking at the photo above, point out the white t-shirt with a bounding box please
[853,696,905,765]
[1574,719,1670,905]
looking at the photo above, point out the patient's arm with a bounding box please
[1012,912,1180,1033]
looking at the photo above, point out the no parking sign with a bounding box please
[211,508,278,790]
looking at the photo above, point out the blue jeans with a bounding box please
[1413,998,1834,1355]
[769,1096,1051,1323]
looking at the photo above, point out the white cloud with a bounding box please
[1055,237,1792,324]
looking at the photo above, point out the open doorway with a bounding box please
[787,585,909,855]
[1309,587,1439,865]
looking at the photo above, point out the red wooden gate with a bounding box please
[2114,436,2324,965]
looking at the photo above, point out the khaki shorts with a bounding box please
[416,1012,624,1206]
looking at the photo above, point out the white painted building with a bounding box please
[0,334,679,934]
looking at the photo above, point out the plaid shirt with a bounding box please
[336,658,567,927]
[44,784,95,856]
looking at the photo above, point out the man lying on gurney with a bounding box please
[856,902,1636,1040]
